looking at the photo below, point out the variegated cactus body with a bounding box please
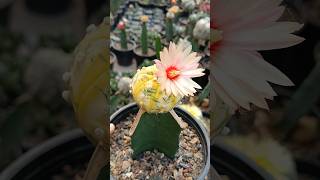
[63,17,109,144]
[131,65,182,113]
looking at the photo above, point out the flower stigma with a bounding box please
[166,66,180,80]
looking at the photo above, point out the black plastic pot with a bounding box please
[110,103,210,179]
[110,51,116,70]
[25,0,72,15]
[111,41,136,67]
[0,129,94,180]
[211,142,274,180]
[137,0,157,9]
[133,45,156,66]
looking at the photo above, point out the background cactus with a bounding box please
[117,22,128,49]
[141,22,148,54]
[141,17,148,54]
[166,13,174,42]
[155,35,162,59]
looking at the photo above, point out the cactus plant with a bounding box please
[166,14,174,42]
[63,17,109,180]
[165,6,180,42]
[117,21,128,49]
[155,35,162,59]
[129,41,205,158]
[140,15,149,54]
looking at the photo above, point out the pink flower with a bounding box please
[212,0,305,111]
[155,42,205,97]
[117,21,125,30]
[199,2,210,13]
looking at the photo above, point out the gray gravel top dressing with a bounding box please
[110,115,205,180]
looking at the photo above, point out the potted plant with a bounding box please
[165,5,180,43]
[133,15,156,66]
[110,41,210,179]
[111,21,136,66]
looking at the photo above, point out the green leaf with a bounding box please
[279,62,320,139]
[132,112,181,159]
[155,36,162,59]
[97,165,108,180]
[198,81,210,102]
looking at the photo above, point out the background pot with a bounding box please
[133,45,156,66]
[211,142,275,180]
[110,103,210,180]
[137,0,155,9]
[25,0,72,15]
[0,129,95,180]
[111,41,136,67]
[110,51,116,70]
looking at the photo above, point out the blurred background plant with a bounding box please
[0,0,107,174]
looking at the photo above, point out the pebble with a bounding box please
[191,138,198,144]
[122,161,131,171]
[110,115,205,179]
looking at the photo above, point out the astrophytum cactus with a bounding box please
[63,17,109,145]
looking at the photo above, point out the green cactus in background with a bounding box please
[141,22,148,54]
[155,36,162,59]
[120,29,127,49]
[117,21,128,49]
[166,18,174,42]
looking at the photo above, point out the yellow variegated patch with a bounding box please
[131,65,181,113]
[67,17,109,144]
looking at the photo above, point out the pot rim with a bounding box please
[110,103,210,180]
[111,40,136,52]
[212,141,275,180]
[0,129,86,180]
[133,45,156,57]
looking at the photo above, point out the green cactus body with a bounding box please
[186,22,195,37]
[132,112,181,159]
[141,22,148,54]
[166,19,174,42]
[120,29,128,49]
[155,36,162,59]
[191,37,199,52]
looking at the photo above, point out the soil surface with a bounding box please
[110,115,205,180]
